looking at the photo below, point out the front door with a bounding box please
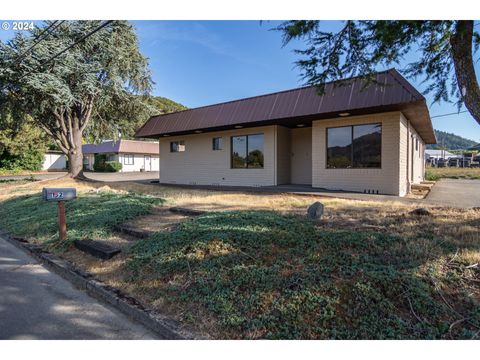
[144,155,151,171]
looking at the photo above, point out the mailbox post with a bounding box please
[42,188,77,242]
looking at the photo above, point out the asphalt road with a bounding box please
[426,179,480,208]
[0,237,156,340]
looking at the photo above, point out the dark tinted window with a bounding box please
[212,137,223,151]
[247,134,264,168]
[231,136,247,168]
[327,126,352,168]
[170,141,185,152]
[231,134,264,169]
[352,124,381,168]
[327,123,381,168]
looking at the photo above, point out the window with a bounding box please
[212,137,223,150]
[231,133,264,169]
[170,141,185,152]
[327,123,381,168]
[124,154,134,165]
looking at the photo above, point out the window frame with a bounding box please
[170,140,185,153]
[212,137,223,151]
[326,122,382,169]
[230,133,265,169]
[123,154,134,165]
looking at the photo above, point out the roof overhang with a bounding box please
[137,101,436,144]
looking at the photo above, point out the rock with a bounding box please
[409,208,431,216]
[307,202,324,219]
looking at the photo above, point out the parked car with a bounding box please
[437,158,447,167]
[448,157,460,167]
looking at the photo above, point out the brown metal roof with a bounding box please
[82,139,159,155]
[135,69,436,144]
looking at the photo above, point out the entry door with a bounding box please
[144,155,151,171]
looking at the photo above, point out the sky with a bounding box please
[131,20,480,143]
[1,20,479,142]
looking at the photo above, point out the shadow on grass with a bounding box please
[126,210,480,339]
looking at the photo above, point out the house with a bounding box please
[425,149,455,160]
[42,151,66,171]
[82,139,159,172]
[135,69,436,196]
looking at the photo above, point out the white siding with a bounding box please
[118,153,159,172]
[159,126,276,186]
[42,153,66,171]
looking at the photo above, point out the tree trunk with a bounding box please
[450,20,480,126]
[67,124,85,179]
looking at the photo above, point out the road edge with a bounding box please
[0,230,199,340]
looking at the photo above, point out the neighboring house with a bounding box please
[425,149,455,160]
[135,69,436,196]
[42,151,66,171]
[82,139,159,172]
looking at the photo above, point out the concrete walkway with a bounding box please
[425,179,480,208]
[0,237,156,340]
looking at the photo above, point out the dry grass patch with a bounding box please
[426,167,480,180]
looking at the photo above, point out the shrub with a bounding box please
[104,161,122,172]
[93,154,107,172]
[0,148,44,171]
[425,169,440,181]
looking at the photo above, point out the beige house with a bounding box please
[82,139,159,172]
[136,69,436,196]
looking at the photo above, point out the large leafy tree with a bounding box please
[0,20,152,178]
[276,21,480,126]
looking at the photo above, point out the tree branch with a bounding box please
[444,21,479,125]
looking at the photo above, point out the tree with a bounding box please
[276,21,480,126]
[83,96,187,143]
[0,20,152,178]
[0,115,48,171]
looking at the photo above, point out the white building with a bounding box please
[42,151,67,171]
[425,149,455,160]
[82,139,159,172]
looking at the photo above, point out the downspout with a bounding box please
[406,120,411,194]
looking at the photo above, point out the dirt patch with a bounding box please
[125,206,191,233]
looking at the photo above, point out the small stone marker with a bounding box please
[409,208,431,216]
[307,201,324,219]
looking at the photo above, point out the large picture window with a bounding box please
[327,123,381,168]
[231,134,264,168]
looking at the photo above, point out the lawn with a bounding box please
[126,210,480,339]
[426,167,480,181]
[0,190,164,246]
[0,178,478,339]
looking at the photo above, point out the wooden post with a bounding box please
[58,201,67,242]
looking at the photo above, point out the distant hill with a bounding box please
[144,96,187,115]
[426,129,477,150]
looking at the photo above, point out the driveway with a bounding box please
[0,172,67,181]
[425,179,480,208]
[0,237,156,339]
[0,171,158,184]
[84,171,158,183]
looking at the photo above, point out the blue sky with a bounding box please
[132,20,480,143]
[1,20,479,142]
